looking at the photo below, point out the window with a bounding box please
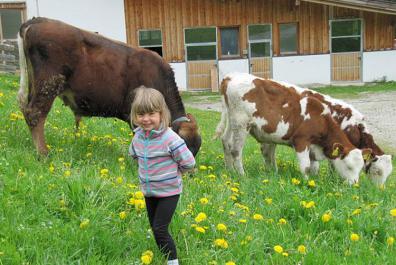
[220,27,239,58]
[138,29,163,56]
[0,9,23,40]
[248,24,272,57]
[279,23,298,55]
[184,27,217,61]
[331,20,361,53]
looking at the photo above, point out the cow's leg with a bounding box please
[308,160,320,175]
[75,114,82,132]
[260,143,277,171]
[21,74,66,155]
[295,148,311,179]
[221,122,234,171]
[229,128,248,175]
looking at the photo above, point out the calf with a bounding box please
[256,82,392,185]
[216,73,371,184]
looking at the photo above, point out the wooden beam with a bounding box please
[301,0,396,15]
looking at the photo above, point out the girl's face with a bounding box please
[136,111,161,131]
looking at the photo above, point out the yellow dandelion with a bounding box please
[262,179,269,184]
[64,170,71,177]
[387,237,394,246]
[195,212,207,223]
[229,211,236,216]
[278,218,287,225]
[216,223,227,232]
[253,214,264,220]
[199,197,209,204]
[346,218,353,225]
[199,165,208,171]
[134,199,145,210]
[265,198,272,205]
[119,211,127,220]
[239,219,247,224]
[100,168,109,175]
[141,250,153,264]
[115,177,123,184]
[291,178,301,185]
[49,165,55,173]
[274,245,283,253]
[195,226,206,233]
[352,208,361,216]
[390,209,396,217]
[214,238,229,249]
[225,262,235,265]
[297,245,306,254]
[301,201,315,209]
[308,180,316,187]
[321,213,332,223]
[134,191,144,199]
[79,219,90,229]
[350,233,360,242]
[282,252,289,257]
[118,157,125,162]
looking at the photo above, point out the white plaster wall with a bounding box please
[169,62,187,91]
[23,0,126,42]
[218,59,249,84]
[272,54,331,85]
[363,50,396,82]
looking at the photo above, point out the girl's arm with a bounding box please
[169,136,196,172]
[128,141,138,159]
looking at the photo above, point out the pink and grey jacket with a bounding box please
[129,126,196,197]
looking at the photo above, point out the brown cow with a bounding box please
[17,17,201,156]
[215,72,371,184]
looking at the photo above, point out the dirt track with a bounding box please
[185,91,396,154]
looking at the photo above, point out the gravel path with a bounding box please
[186,91,396,154]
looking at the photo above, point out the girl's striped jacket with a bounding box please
[129,126,195,197]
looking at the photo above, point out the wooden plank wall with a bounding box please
[124,0,396,62]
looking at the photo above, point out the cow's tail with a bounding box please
[214,78,230,139]
[17,29,29,111]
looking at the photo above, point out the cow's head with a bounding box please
[366,154,393,186]
[172,113,201,157]
[330,143,369,184]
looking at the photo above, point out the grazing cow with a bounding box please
[256,83,393,186]
[215,72,371,184]
[17,17,201,156]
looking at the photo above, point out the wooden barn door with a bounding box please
[185,27,218,91]
[330,19,362,82]
[248,24,272,79]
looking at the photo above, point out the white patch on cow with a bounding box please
[299,98,311,121]
[367,154,393,186]
[321,104,331,116]
[331,148,364,184]
[250,118,289,144]
[282,103,289,108]
[296,148,311,178]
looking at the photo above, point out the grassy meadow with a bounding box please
[1,73,396,265]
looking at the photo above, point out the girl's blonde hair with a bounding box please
[130,86,171,128]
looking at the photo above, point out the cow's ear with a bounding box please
[361,148,373,162]
[331,143,344,158]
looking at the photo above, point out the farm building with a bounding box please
[1,0,396,89]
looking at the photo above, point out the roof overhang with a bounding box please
[301,0,396,15]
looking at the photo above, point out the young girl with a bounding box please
[128,87,196,265]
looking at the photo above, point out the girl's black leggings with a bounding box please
[144,194,180,260]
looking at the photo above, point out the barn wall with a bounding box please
[125,0,395,62]
[363,50,396,82]
[273,54,331,85]
[24,0,127,42]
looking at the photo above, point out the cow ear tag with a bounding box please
[363,152,371,161]
[332,147,339,157]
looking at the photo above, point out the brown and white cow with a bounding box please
[215,72,371,184]
[17,17,201,156]
[257,82,393,186]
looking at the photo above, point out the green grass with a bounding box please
[1,74,396,265]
